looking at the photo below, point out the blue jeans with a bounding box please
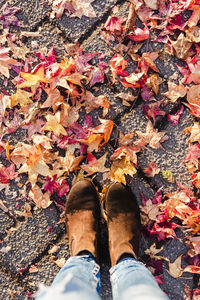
[36,254,169,300]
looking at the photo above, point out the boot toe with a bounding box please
[66,179,99,214]
[105,182,140,218]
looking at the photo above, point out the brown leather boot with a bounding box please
[65,180,100,260]
[104,182,141,266]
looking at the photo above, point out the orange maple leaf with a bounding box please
[91,118,114,146]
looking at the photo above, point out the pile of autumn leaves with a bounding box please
[0,0,200,293]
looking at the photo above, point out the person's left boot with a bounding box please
[65,180,100,259]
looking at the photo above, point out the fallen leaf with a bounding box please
[185,122,200,143]
[167,105,184,126]
[29,185,52,208]
[135,121,168,150]
[91,118,114,146]
[104,16,125,34]
[162,170,175,183]
[42,113,67,136]
[171,33,192,59]
[51,0,96,19]
[144,161,160,177]
[128,24,150,42]
[10,89,33,107]
[168,256,183,278]
[18,67,48,88]
[0,163,18,184]
[0,47,18,78]
[81,153,109,176]
[183,265,200,274]
[110,147,137,185]
[54,257,66,268]
[164,82,187,102]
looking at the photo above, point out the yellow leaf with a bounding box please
[57,150,84,175]
[167,256,183,278]
[10,89,33,107]
[110,155,137,185]
[18,67,48,88]
[42,114,67,136]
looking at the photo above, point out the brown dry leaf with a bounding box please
[80,134,103,152]
[141,52,159,73]
[171,33,192,59]
[135,121,168,150]
[186,26,200,43]
[145,243,163,256]
[29,185,52,209]
[32,135,52,150]
[183,265,200,274]
[168,256,183,278]
[51,0,96,19]
[54,257,66,268]
[116,92,137,106]
[60,103,79,128]
[42,88,64,112]
[185,122,200,143]
[64,73,88,87]
[187,84,200,105]
[118,132,134,147]
[10,143,36,166]
[147,74,163,95]
[81,153,109,176]
[145,243,169,261]
[140,199,160,225]
[164,82,187,102]
[111,146,138,164]
[125,3,136,32]
[186,236,200,257]
[18,146,52,186]
[42,113,67,137]
[84,91,110,117]
[0,94,12,115]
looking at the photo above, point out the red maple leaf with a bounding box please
[0,163,18,184]
[104,16,125,34]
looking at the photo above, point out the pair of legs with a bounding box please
[36,180,169,300]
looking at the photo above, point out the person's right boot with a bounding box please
[104,182,141,266]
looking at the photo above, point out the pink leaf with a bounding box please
[128,24,150,42]
[167,105,184,126]
[0,163,18,184]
